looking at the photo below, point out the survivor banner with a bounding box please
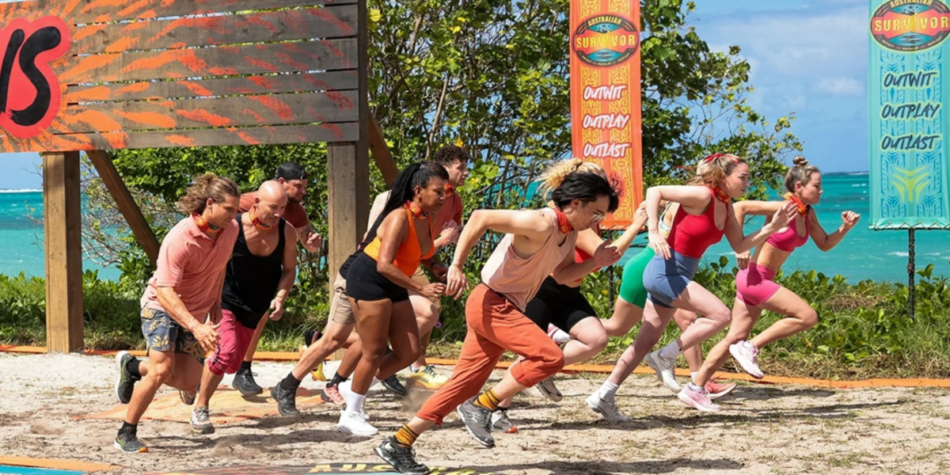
[570,0,642,229]
[869,0,950,228]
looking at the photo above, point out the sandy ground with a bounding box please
[1,352,949,475]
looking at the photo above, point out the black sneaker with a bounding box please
[270,383,300,416]
[191,406,214,434]
[304,329,322,347]
[115,351,139,405]
[381,374,408,397]
[114,428,148,453]
[232,367,263,396]
[375,436,429,475]
[455,398,495,448]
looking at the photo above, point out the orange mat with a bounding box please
[82,386,326,424]
[0,456,119,472]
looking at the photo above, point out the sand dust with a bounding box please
[0,352,947,474]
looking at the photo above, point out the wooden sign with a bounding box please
[0,0,361,151]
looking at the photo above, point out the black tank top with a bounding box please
[221,215,287,328]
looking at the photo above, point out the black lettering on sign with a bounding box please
[0,17,71,139]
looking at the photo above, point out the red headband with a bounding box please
[703,153,739,164]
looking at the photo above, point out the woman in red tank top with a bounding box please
[588,153,798,420]
[686,157,860,408]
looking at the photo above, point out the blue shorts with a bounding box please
[140,307,204,361]
[642,251,701,308]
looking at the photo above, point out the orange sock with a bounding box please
[394,424,419,447]
[473,388,501,411]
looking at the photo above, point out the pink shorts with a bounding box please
[207,309,257,376]
[736,263,781,307]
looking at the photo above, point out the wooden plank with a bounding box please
[55,123,358,150]
[368,112,397,185]
[86,150,159,267]
[71,6,357,55]
[327,142,368,290]
[54,91,358,133]
[58,0,357,25]
[55,38,358,84]
[43,151,84,354]
[66,72,358,103]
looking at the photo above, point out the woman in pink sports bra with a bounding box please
[686,156,860,410]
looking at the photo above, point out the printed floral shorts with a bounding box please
[140,307,204,361]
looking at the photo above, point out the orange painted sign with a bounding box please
[0,0,360,152]
[570,0,642,229]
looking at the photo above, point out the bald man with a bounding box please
[190,181,298,434]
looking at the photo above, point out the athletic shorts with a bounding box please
[643,251,701,308]
[207,309,257,375]
[346,253,410,303]
[140,307,204,361]
[524,276,597,333]
[618,247,655,308]
[736,263,781,307]
[329,272,356,325]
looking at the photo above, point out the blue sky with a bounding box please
[0,0,870,189]
[692,0,869,173]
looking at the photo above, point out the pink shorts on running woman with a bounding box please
[735,263,782,308]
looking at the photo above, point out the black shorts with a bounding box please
[345,253,410,303]
[524,276,597,333]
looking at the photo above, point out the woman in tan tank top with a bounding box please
[374,160,621,474]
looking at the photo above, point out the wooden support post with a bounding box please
[326,0,370,282]
[43,151,84,353]
[368,112,398,186]
[86,150,160,267]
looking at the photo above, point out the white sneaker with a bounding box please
[645,350,681,392]
[337,380,371,420]
[677,383,721,412]
[337,410,378,436]
[585,392,630,423]
[535,377,563,402]
[729,340,764,379]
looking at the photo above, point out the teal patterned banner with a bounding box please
[869,0,950,229]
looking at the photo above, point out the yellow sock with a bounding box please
[394,424,419,447]
[473,388,501,411]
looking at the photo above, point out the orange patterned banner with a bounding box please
[570,0,642,229]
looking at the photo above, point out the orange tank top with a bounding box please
[363,206,436,276]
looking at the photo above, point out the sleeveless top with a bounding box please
[363,207,437,276]
[667,187,729,259]
[481,208,578,310]
[221,216,287,329]
[766,211,811,252]
[571,224,601,285]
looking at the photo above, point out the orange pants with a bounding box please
[417,284,564,424]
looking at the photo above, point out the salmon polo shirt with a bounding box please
[140,216,240,319]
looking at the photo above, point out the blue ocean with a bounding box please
[0,172,947,283]
[621,172,949,284]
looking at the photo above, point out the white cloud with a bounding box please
[700,5,868,79]
[815,77,864,95]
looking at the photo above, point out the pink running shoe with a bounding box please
[704,379,737,400]
[677,383,721,412]
[322,383,344,404]
[729,340,764,379]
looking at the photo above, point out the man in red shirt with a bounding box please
[231,162,323,395]
[113,174,241,453]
